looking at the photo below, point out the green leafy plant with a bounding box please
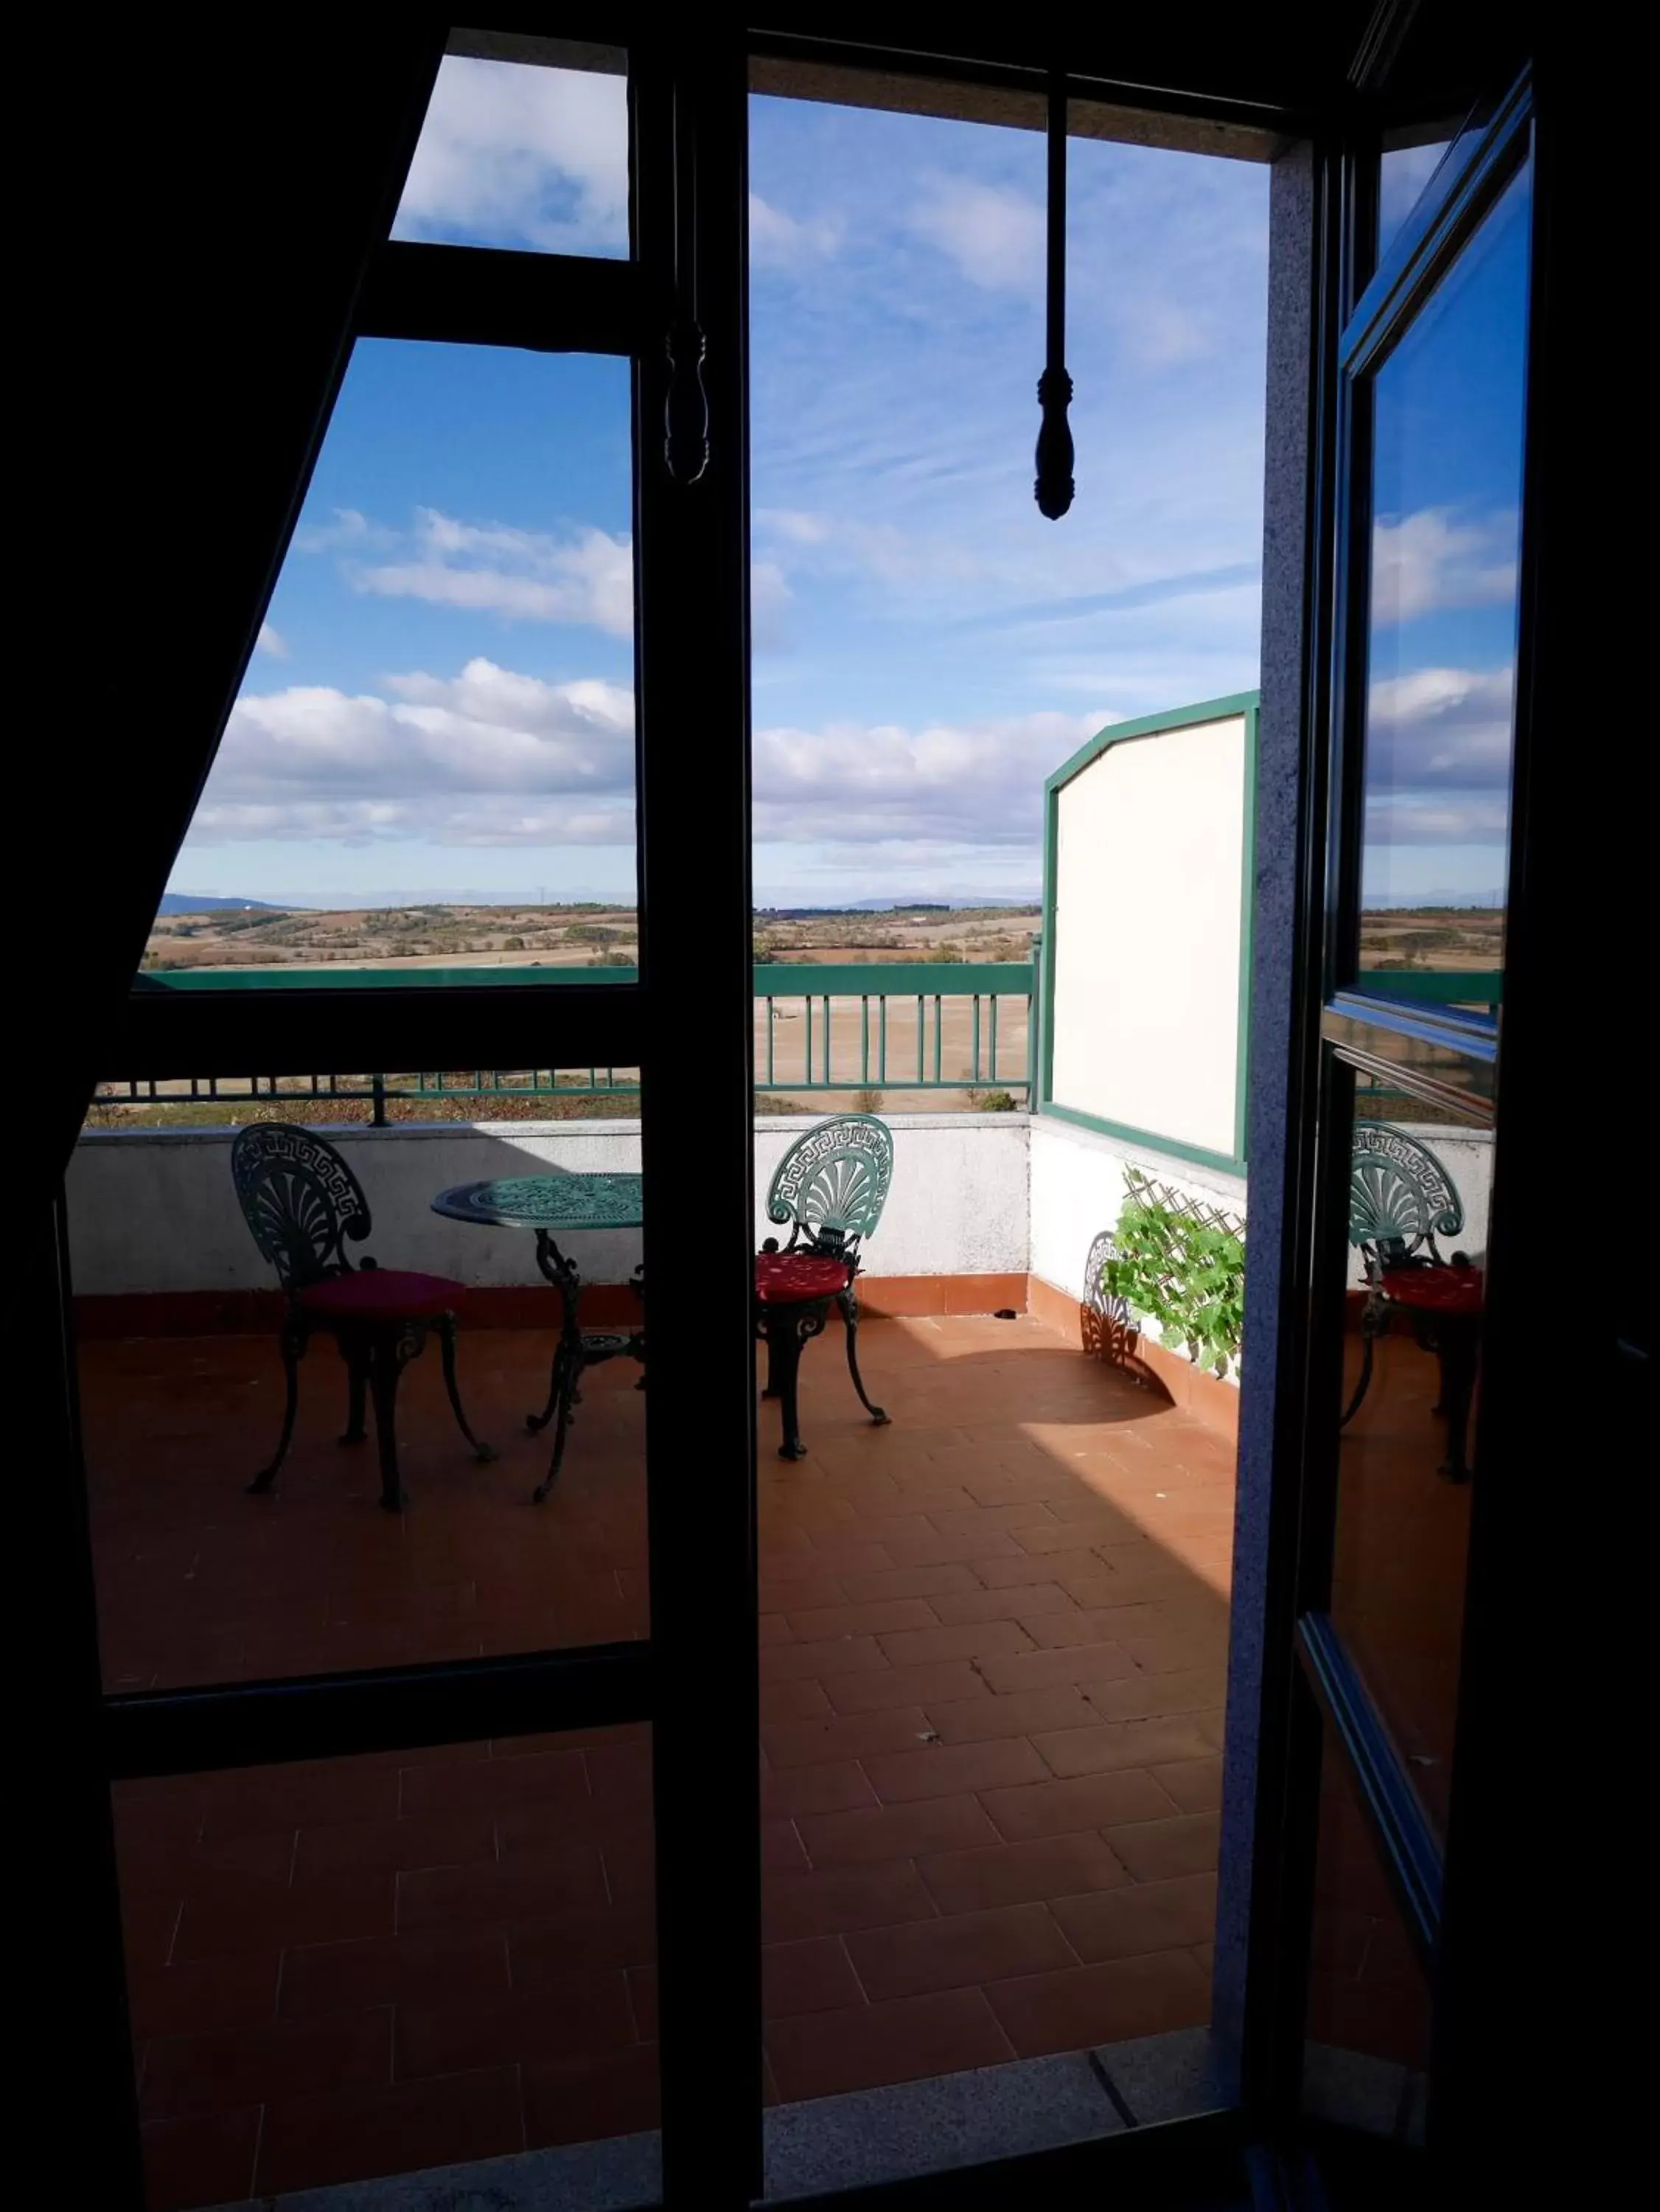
[1100,1197,1246,1377]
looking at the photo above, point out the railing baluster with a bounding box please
[861,995,870,1087]
[990,995,999,1083]
[972,995,981,1085]
[804,996,812,1088]
[879,995,887,1085]
[766,997,775,1088]
[933,997,942,1085]
[822,995,831,1087]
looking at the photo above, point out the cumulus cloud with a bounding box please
[255,622,289,658]
[1365,664,1515,845]
[188,659,636,847]
[751,709,1101,845]
[1367,664,1514,791]
[393,57,629,255]
[750,192,842,270]
[908,176,1045,293]
[186,657,1104,855]
[311,507,635,636]
[1371,507,1518,622]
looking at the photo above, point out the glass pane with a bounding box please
[1376,130,1457,264]
[116,1728,658,2208]
[74,1079,650,1690]
[1303,1733,1431,2143]
[1356,163,1530,1002]
[1330,1073,1489,1837]
[746,69,1267,2190]
[148,339,636,980]
[392,54,630,258]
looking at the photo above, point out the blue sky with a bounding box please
[1360,161,1530,908]
[172,58,1278,908]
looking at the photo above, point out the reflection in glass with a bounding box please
[1357,163,1530,996]
[1304,1735,1431,2143]
[72,1081,650,1692]
[1376,130,1456,264]
[115,1730,658,2205]
[151,340,638,966]
[393,55,630,258]
[1333,1080,1488,1836]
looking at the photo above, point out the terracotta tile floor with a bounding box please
[86,1312,1238,2209]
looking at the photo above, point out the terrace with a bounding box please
[80,706,1482,2207]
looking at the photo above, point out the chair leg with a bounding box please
[340,1343,369,1447]
[436,1315,496,1462]
[248,1321,307,1494]
[1339,1298,1387,1428]
[837,1288,890,1427]
[764,1306,824,1461]
[367,1329,418,1513]
[1432,1316,1480,1481]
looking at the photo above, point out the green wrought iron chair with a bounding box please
[231,1122,495,1511]
[1342,1121,1482,1479]
[756,1113,893,1460]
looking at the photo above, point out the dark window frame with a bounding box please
[67,18,1563,2207]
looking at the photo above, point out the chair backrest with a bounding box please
[765,1114,893,1260]
[231,1122,372,1290]
[1349,1121,1465,1271]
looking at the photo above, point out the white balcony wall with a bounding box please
[67,1113,1030,1295]
[1030,1110,1493,1318]
[1030,1114,1249,1312]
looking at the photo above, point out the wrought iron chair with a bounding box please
[231,1123,495,1511]
[1342,1121,1482,1479]
[756,1113,893,1461]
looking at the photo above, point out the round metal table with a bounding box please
[432,1175,644,1502]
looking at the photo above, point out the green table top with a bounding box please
[431,1173,644,1231]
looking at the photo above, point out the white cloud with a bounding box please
[1367,664,1514,790]
[1118,298,1209,370]
[255,623,289,659]
[1364,794,1511,846]
[187,657,1110,855]
[328,508,635,636]
[293,507,391,554]
[188,659,636,846]
[1371,507,1518,622]
[393,57,629,255]
[750,192,842,270]
[752,708,1103,845]
[908,176,1045,293]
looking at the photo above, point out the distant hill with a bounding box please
[158,894,285,915]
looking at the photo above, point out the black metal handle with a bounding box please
[665,313,710,485]
[1034,73,1074,520]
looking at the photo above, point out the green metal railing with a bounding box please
[108,961,1036,1121]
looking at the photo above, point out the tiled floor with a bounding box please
[85,1312,1237,2209]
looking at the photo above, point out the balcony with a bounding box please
[95,1298,1233,2208]
[84,945,1490,2202]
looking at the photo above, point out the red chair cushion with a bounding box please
[297,1269,467,1324]
[1379,1264,1484,1316]
[755,1251,853,1304]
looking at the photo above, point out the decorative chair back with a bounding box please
[231,1122,372,1292]
[1348,1122,1465,1276]
[765,1114,894,1263]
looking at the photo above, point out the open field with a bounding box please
[1357,907,1502,973]
[142,902,1040,974]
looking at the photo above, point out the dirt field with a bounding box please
[142,902,1039,975]
[1357,908,1502,972]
